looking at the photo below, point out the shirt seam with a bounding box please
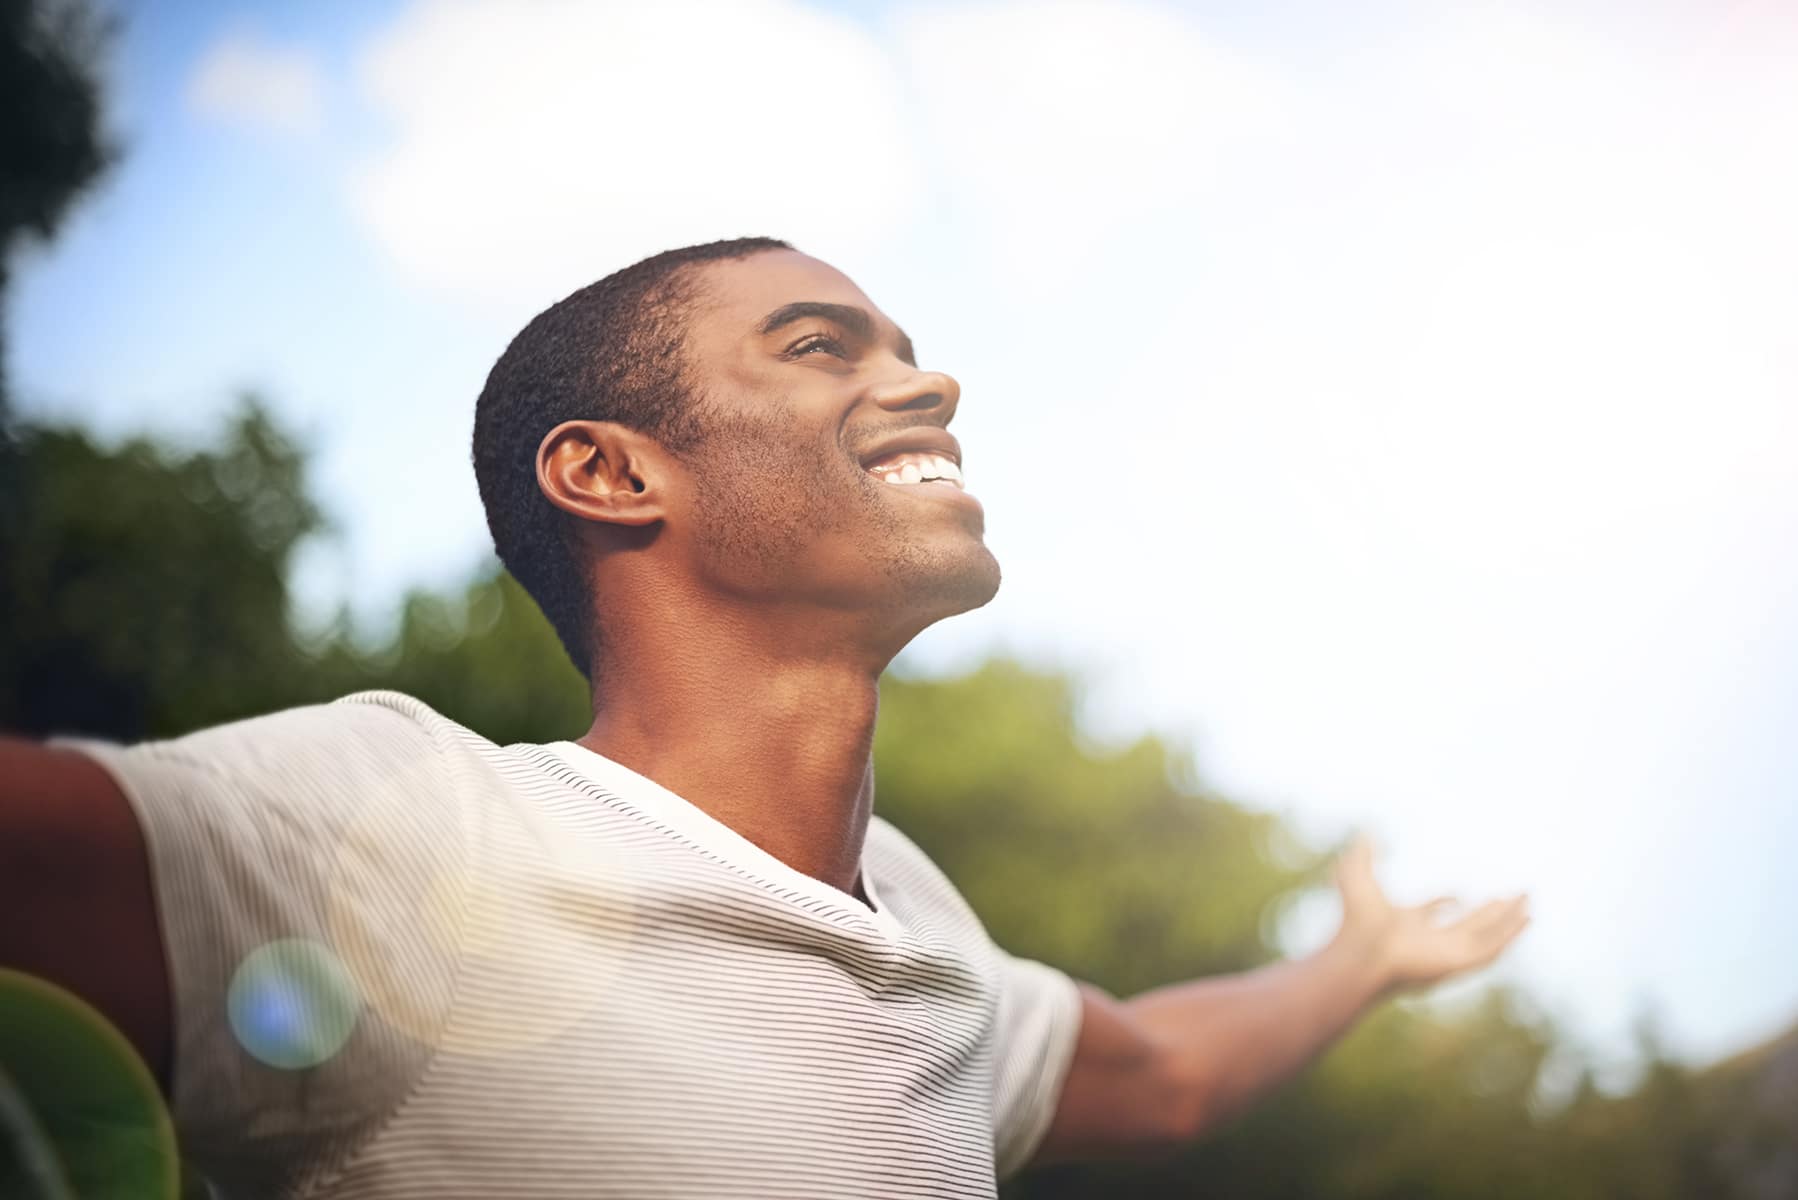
[279,700,480,1200]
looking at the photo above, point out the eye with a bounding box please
[785,331,848,359]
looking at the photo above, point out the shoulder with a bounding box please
[865,815,990,942]
[62,690,491,809]
[50,690,507,923]
[864,814,952,892]
[128,688,480,767]
[43,693,504,1192]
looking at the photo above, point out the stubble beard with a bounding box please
[685,401,1000,633]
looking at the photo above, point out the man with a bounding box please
[1,237,1529,1197]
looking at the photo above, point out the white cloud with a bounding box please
[186,32,326,137]
[346,0,1292,310]
[893,0,1295,283]
[350,0,923,317]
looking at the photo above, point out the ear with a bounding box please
[536,420,669,529]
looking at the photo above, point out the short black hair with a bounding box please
[471,236,793,681]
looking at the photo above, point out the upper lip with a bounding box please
[855,427,963,471]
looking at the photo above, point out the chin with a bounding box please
[953,546,1003,612]
[893,542,1002,628]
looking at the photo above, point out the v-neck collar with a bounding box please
[539,740,903,939]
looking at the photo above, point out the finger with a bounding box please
[1487,901,1532,947]
[1417,896,1462,923]
[1466,911,1532,968]
[1443,896,1523,938]
[1335,835,1373,879]
[1446,898,1508,930]
[1430,904,1530,975]
[1465,898,1531,953]
[1335,836,1388,912]
[1334,835,1381,892]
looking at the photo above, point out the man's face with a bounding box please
[665,250,999,641]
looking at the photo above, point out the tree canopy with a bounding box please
[0,0,114,407]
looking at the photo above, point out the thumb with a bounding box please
[1335,835,1381,906]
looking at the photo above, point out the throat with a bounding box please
[579,654,881,896]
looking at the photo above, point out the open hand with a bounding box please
[1333,836,1530,994]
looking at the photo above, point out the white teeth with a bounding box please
[867,450,966,488]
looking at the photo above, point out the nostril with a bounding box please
[873,370,960,414]
[886,390,942,413]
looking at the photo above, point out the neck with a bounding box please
[575,601,888,898]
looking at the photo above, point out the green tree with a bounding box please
[875,661,1319,994]
[1,398,332,739]
[0,0,115,408]
[316,568,591,747]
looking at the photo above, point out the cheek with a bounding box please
[687,421,863,554]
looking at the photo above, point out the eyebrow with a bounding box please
[756,301,917,366]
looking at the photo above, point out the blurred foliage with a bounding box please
[0,402,333,739]
[3,401,1794,1198]
[0,394,593,744]
[0,0,112,250]
[313,568,592,747]
[0,0,115,403]
[875,663,1319,996]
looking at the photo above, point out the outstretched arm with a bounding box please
[1031,839,1530,1162]
[0,737,171,1092]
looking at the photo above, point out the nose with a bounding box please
[870,368,961,422]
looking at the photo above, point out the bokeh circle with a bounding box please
[226,939,361,1070]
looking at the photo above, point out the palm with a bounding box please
[1334,838,1530,992]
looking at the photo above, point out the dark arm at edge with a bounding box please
[0,736,172,1095]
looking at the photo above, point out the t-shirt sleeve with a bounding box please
[52,694,476,1198]
[990,950,1084,1179]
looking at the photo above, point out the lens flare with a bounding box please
[0,969,177,1200]
[226,940,360,1070]
[324,786,641,1058]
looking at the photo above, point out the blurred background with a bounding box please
[3,0,1795,1195]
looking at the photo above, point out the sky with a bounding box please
[11,0,1797,1071]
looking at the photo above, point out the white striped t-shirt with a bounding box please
[65,690,1084,1198]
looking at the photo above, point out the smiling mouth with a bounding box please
[862,450,965,489]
